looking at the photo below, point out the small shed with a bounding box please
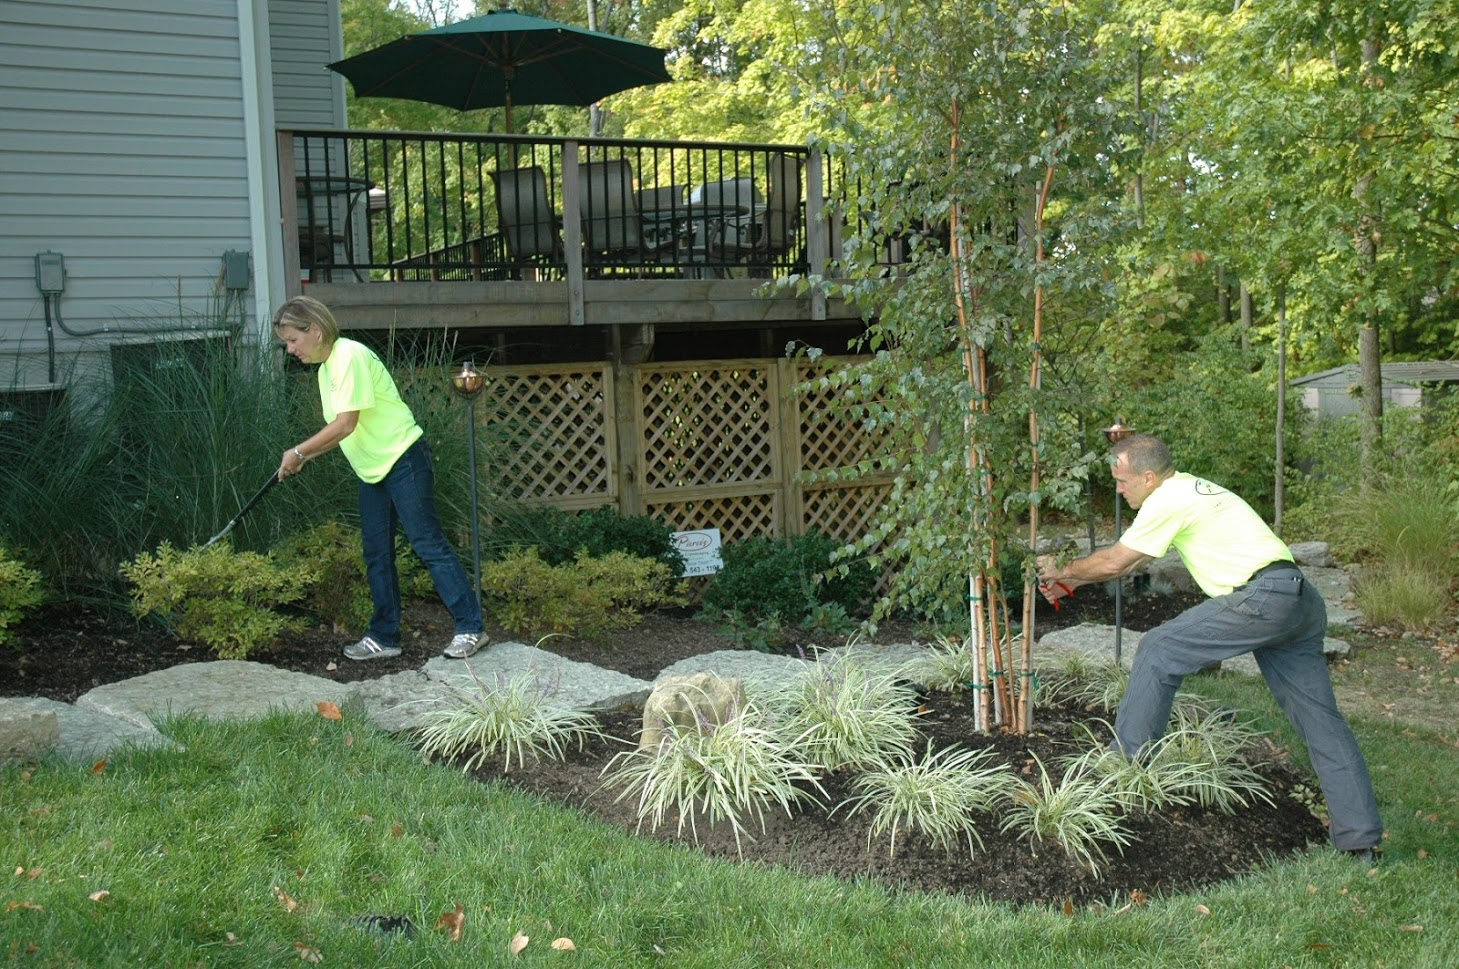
[1290,361,1459,419]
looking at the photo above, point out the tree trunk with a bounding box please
[1354,29,1384,488]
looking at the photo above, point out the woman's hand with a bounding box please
[278,446,308,480]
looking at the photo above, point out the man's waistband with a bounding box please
[1245,559,1301,584]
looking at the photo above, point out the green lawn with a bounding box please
[3,659,1457,967]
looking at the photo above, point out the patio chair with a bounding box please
[491,166,562,276]
[577,159,642,268]
[751,152,804,275]
[637,184,687,258]
[687,177,765,274]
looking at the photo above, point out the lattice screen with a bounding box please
[471,358,896,555]
[802,484,892,544]
[637,363,777,489]
[794,358,888,474]
[644,492,779,544]
[482,365,613,504]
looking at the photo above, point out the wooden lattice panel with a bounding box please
[644,492,779,544]
[637,363,777,489]
[795,358,888,474]
[483,365,613,502]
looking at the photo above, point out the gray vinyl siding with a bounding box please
[0,0,252,383]
[270,0,344,127]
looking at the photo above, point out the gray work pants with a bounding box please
[1114,568,1383,851]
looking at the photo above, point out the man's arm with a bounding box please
[1037,542,1154,603]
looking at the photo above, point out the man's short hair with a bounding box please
[1110,434,1173,476]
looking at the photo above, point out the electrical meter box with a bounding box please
[35,252,65,293]
[222,250,250,290]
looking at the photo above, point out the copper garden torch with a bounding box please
[451,362,486,614]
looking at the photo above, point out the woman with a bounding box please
[272,295,486,662]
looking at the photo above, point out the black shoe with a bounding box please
[1345,847,1381,864]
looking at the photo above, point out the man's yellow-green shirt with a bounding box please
[1118,472,1291,597]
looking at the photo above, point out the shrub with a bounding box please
[120,541,317,659]
[481,548,686,638]
[599,692,825,851]
[1353,564,1451,631]
[910,634,980,692]
[274,522,433,632]
[491,504,686,574]
[701,531,875,625]
[841,743,1013,857]
[0,548,45,648]
[415,668,604,773]
[1000,754,1132,875]
[763,653,920,772]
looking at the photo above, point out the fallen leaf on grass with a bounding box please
[317,701,342,721]
[1400,924,1423,933]
[510,931,530,955]
[88,891,110,902]
[436,904,465,942]
[6,901,44,913]
[1195,904,1211,916]
[293,941,323,963]
[1418,849,1428,859]
[91,758,107,774]
[551,938,577,951]
[273,886,299,913]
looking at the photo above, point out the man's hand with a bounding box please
[1036,554,1075,607]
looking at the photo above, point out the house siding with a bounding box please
[1,0,343,388]
[270,0,344,128]
[0,0,253,383]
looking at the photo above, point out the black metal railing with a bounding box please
[279,129,859,287]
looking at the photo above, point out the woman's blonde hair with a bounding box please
[271,295,340,343]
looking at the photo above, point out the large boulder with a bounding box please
[640,672,746,751]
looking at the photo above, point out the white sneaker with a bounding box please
[444,632,487,659]
[344,636,402,662]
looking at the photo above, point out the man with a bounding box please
[1037,434,1383,861]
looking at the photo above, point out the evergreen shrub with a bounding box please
[700,531,874,625]
[0,548,45,648]
[492,504,685,575]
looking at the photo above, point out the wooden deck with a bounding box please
[281,128,892,357]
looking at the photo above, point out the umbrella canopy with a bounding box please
[327,8,671,131]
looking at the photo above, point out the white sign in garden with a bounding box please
[671,528,723,577]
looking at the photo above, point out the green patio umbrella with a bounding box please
[327,7,671,132]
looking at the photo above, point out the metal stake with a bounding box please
[451,362,487,614]
[1102,420,1133,666]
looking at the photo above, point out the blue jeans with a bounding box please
[1114,568,1383,851]
[358,439,482,648]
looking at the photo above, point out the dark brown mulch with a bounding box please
[0,587,1332,908]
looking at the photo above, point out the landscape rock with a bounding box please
[349,669,445,734]
[1289,541,1335,568]
[1144,551,1197,593]
[1036,623,1353,677]
[423,641,653,713]
[76,661,352,729]
[658,649,813,692]
[0,702,60,762]
[4,697,173,761]
[639,672,747,750]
